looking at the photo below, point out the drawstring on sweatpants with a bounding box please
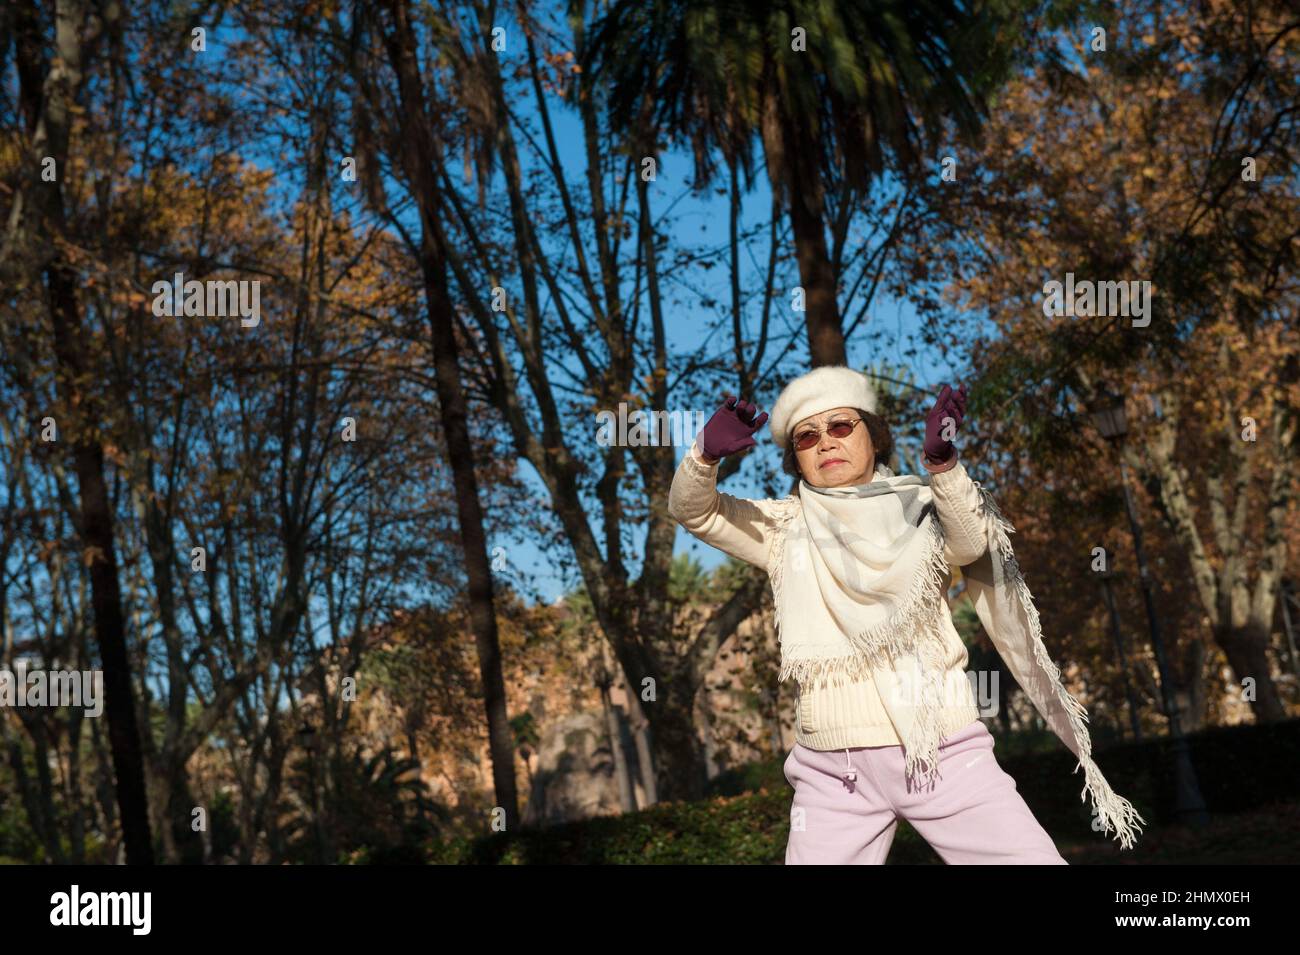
[842,748,856,787]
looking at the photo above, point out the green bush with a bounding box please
[427,718,1300,864]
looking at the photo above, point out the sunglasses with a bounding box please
[792,417,863,451]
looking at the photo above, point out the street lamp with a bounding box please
[1089,390,1209,827]
[1090,400,1128,442]
[1096,566,1142,743]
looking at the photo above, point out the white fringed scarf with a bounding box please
[768,465,1146,850]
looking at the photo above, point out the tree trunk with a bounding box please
[1181,638,1208,732]
[641,695,711,801]
[597,644,635,813]
[49,338,156,865]
[1217,622,1288,721]
[380,0,519,831]
[779,113,846,368]
[1130,386,1294,726]
[420,246,521,831]
[15,0,155,868]
[623,680,658,808]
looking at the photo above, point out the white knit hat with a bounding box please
[768,365,879,450]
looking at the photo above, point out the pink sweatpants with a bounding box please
[783,720,1067,864]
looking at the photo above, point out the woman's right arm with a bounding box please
[667,439,784,571]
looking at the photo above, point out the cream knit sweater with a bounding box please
[668,440,989,751]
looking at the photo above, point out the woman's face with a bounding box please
[792,406,876,487]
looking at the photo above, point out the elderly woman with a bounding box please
[668,365,1143,865]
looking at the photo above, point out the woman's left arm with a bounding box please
[920,383,986,566]
[924,452,989,566]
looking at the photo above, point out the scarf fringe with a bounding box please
[774,516,950,679]
[766,496,802,646]
[777,505,958,790]
[770,476,1146,850]
[898,615,953,790]
[970,480,1147,850]
[843,518,953,790]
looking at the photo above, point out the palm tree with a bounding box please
[582,0,1026,367]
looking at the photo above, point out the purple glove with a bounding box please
[699,394,769,460]
[923,383,967,462]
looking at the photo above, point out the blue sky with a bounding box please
[199,11,981,611]
[486,66,972,606]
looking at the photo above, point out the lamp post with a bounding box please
[1096,567,1142,742]
[1090,391,1209,827]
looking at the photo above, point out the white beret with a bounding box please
[768,365,879,450]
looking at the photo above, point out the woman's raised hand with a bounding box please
[699,394,769,462]
[923,383,967,463]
